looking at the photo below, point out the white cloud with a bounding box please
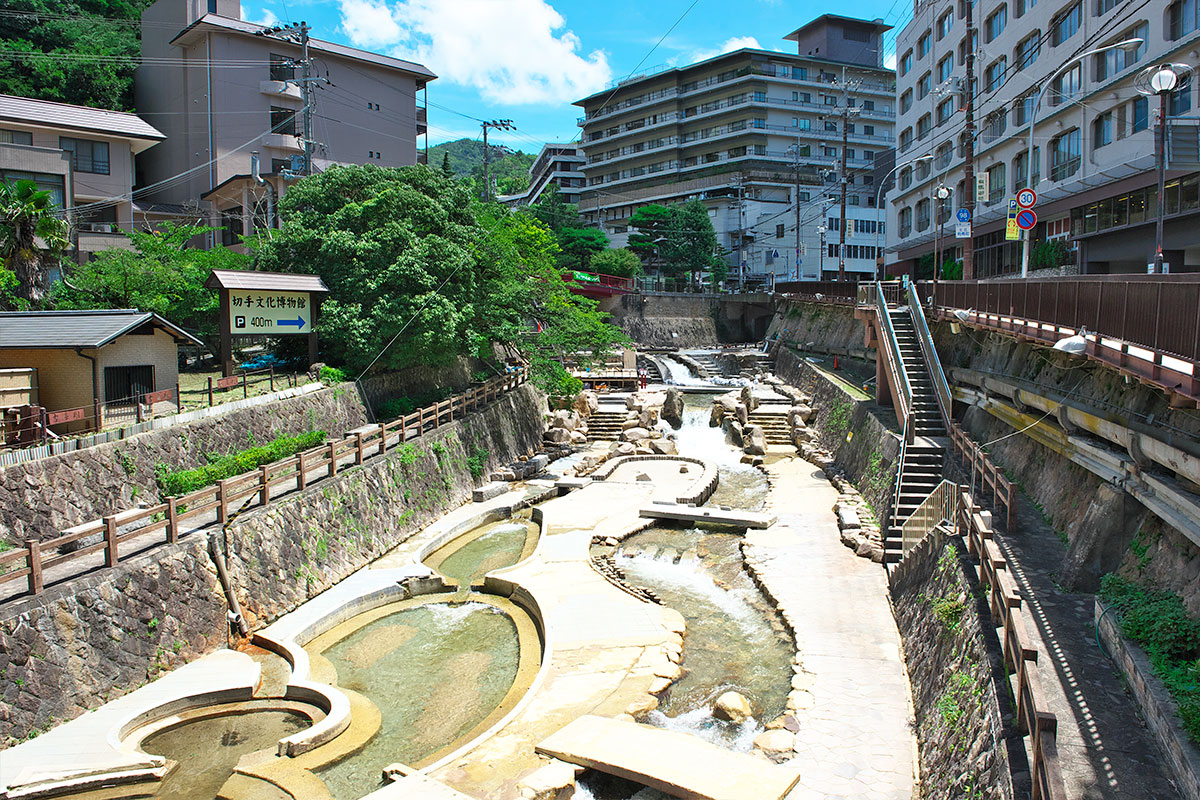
[339,0,402,49]
[883,52,897,70]
[689,35,764,64]
[338,0,611,105]
[244,6,280,26]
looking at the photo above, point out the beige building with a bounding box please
[0,94,165,262]
[136,0,435,245]
[501,143,587,206]
[0,310,202,432]
[573,15,896,281]
[887,0,1200,275]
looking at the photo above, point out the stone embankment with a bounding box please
[611,294,719,348]
[0,383,549,745]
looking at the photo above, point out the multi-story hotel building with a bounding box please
[136,0,435,244]
[573,15,897,281]
[887,0,1200,276]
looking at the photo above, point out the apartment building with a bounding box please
[499,143,586,206]
[573,15,897,281]
[0,94,164,263]
[887,0,1200,276]
[136,0,435,244]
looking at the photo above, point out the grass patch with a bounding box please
[931,596,966,633]
[936,672,976,725]
[156,431,327,496]
[466,445,489,479]
[1100,574,1200,744]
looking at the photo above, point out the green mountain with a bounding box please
[0,0,154,111]
[426,138,535,196]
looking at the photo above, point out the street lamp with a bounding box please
[875,154,934,281]
[1019,37,1145,276]
[816,224,828,277]
[1136,62,1195,274]
[933,184,952,293]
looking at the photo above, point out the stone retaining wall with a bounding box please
[0,384,547,745]
[0,384,371,545]
[889,528,1018,800]
[611,294,719,348]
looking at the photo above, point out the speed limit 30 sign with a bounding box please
[1017,188,1037,208]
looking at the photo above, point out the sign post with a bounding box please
[955,207,972,239]
[1005,199,1020,242]
[206,270,330,377]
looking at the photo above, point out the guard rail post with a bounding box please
[26,540,42,594]
[167,497,179,543]
[260,466,271,504]
[104,515,119,567]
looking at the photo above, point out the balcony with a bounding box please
[259,79,302,100]
[262,133,303,152]
[417,106,427,135]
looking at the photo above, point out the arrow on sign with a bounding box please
[278,316,306,329]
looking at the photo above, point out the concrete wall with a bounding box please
[0,383,546,745]
[94,328,181,401]
[611,294,719,348]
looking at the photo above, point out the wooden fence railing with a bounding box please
[948,420,1017,531]
[0,369,529,599]
[957,489,1067,800]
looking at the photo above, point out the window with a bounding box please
[103,365,154,405]
[1171,87,1194,116]
[270,106,297,135]
[823,94,838,106]
[793,66,809,79]
[1049,128,1081,181]
[846,149,856,159]
[900,50,913,76]
[936,142,954,168]
[938,11,953,39]
[958,30,978,65]
[1049,64,1081,106]
[798,118,812,130]
[900,167,913,189]
[1013,91,1035,126]
[0,129,32,145]
[1051,2,1081,45]
[1096,0,1118,13]
[899,128,914,152]
[918,72,932,99]
[917,114,932,140]
[1132,96,1149,132]
[899,207,913,237]
[865,151,876,160]
[825,120,839,131]
[269,53,294,82]
[863,100,875,110]
[938,55,954,83]
[1095,25,1147,80]
[987,163,1006,204]
[938,97,955,125]
[916,159,932,180]
[918,31,932,58]
[916,198,931,230]
[864,125,875,135]
[1171,0,1200,38]
[0,169,64,207]
[753,90,767,102]
[985,57,1007,91]
[776,224,785,238]
[825,146,838,157]
[1093,112,1114,149]
[799,92,812,103]
[1014,32,1040,71]
[849,195,861,206]
[1013,146,1040,188]
[59,137,109,174]
[986,6,1007,41]
[900,89,913,113]
[1016,0,1037,15]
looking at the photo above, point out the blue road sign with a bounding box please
[277,316,307,329]
[956,208,971,223]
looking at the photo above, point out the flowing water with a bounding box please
[423,513,538,593]
[658,355,710,387]
[671,395,767,511]
[312,601,522,799]
[139,709,311,799]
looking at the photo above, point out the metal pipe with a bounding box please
[208,534,249,637]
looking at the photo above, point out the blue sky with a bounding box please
[240,0,907,153]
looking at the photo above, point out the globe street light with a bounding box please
[1136,62,1195,274]
[875,153,934,281]
[933,184,952,294]
[816,224,828,276]
[1019,38,1145,277]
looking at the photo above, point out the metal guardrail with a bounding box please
[907,288,954,432]
[870,281,913,423]
[899,479,957,554]
[0,369,529,600]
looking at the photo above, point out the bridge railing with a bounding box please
[563,270,636,292]
[0,369,529,600]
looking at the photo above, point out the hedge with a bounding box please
[157,430,327,497]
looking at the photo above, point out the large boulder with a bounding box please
[615,442,636,456]
[662,388,685,428]
[621,427,651,443]
[713,691,754,724]
[734,403,749,427]
[743,425,767,456]
[792,404,815,424]
[543,427,571,444]
[709,403,725,428]
[638,407,660,428]
[551,409,579,430]
[573,390,599,417]
[649,438,677,455]
[739,385,759,413]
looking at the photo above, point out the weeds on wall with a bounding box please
[155,431,327,496]
[1099,574,1200,743]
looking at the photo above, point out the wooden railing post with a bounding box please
[297,452,307,489]
[175,382,182,413]
[167,497,178,543]
[260,465,270,505]
[328,442,338,477]
[208,377,214,407]
[379,423,388,455]
[104,515,119,567]
[242,371,248,399]
[355,431,364,465]
[269,365,275,392]
[26,540,42,594]
[136,395,145,423]
[216,481,228,525]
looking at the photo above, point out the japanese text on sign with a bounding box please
[229,290,312,334]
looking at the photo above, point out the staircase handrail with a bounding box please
[899,478,958,554]
[887,415,911,542]
[873,281,913,423]
[907,289,954,433]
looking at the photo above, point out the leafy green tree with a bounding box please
[589,247,643,278]
[51,222,248,346]
[440,151,453,177]
[1,179,69,305]
[556,227,609,271]
[0,265,22,311]
[527,184,580,233]
[659,199,721,285]
[627,204,674,267]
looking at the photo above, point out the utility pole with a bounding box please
[789,142,803,280]
[480,119,515,202]
[732,174,745,290]
[962,0,977,280]
[254,21,316,175]
[835,71,860,282]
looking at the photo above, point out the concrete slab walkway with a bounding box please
[744,457,916,800]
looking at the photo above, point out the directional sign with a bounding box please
[956,207,971,223]
[955,221,972,239]
[1017,188,1037,208]
[572,271,600,283]
[228,289,312,335]
[1016,209,1037,230]
[1005,199,1020,241]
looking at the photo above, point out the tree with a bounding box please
[627,204,674,267]
[659,199,721,285]
[589,247,642,278]
[440,151,453,177]
[1,179,69,305]
[556,227,609,271]
[51,222,249,347]
[527,184,580,233]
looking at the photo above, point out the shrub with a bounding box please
[156,430,327,496]
[319,365,348,385]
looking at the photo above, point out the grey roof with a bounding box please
[173,15,437,81]
[205,269,329,293]
[0,95,165,142]
[0,310,203,349]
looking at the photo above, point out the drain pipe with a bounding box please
[208,534,249,637]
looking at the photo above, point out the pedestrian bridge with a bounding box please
[535,715,802,800]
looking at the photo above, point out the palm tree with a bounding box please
[1,179,69,305]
